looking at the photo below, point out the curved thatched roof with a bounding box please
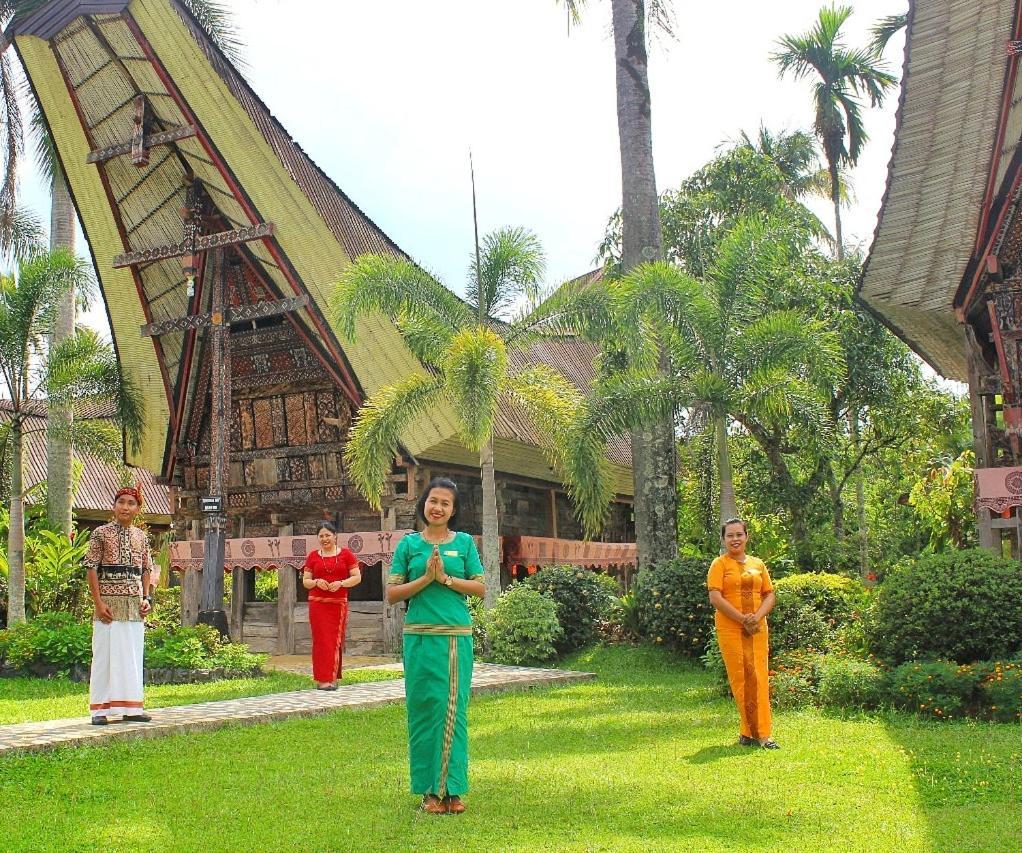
[859,0,1019,381]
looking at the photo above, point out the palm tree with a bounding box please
[737,125,848,206]
[772,4,897,260]
[332,229,615,605]
[616,215,843,527]
[555,0,678,569]
[0,249,145,625]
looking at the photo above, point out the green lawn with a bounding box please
[0,645,1018,852]
[0,667,400,725]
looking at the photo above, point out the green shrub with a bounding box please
[770,669,816,709]
[486,584,561,666]
[768,600,833,654]
[816,655,887,710]
[524,565,613,654]
[144,624,264,672]
[209,642,266,672]
[633,556,714,657]
[255,572,278,601]
[974,661,1022,723]
[888,660,979,720]
[2,613,91,670]
[468,596,490,658]
[617,591,642,640]
[872,549,1022,664]
[773,572,861,622]
[147,585,182,630]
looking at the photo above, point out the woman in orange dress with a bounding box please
[707,518,779,749]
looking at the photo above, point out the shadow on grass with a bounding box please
[685,743,756,764]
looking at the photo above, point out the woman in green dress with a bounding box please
[387,477,486,815]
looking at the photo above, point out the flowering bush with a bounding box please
[973,660,1022,723]
[524,565,614,654]
[633,557,715,658]
[887,660,979,720]
[486,584,561,666]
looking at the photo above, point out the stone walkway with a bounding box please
[0,663,593,757]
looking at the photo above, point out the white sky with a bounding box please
[15,0,909,335]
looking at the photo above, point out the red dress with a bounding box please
[304,548,359,683]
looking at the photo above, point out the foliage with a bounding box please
[975,661,1022,723]
[0,611,90,670]
[144,623,265,672]
[700,638,731,697]
[632,557,714,657]
[815,655,886,710]
[24,528,90,619]
[468,595,490,657]
[147,584,182,631]
[616,590,642,641]
[908,450,976,550]
[770,667,817,710]
[887,660,980,721]
[254,571,278,602]
[768,600,833,655]
[485,584,561,666]
[871,549,1022,665]
[523,565,614,654]
[768,572,861,654]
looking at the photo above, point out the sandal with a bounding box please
[91,716,108,726]
[420,795,447,815]
[760,739,780,750]
[737,735,756,746]
[444,795,466,815]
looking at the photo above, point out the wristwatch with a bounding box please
[444,576,454,587]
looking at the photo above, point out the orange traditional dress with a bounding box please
[707,554,774,740]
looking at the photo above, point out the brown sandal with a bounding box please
[444,795,465,815]
[420,795,447,814]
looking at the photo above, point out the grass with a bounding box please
[0,645,1018,852]
[0,667,401,725]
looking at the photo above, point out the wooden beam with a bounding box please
[87,123,195,163]
[112,221,275,268]
[140,294,309,337]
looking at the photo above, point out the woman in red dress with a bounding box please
[302,522,361,690]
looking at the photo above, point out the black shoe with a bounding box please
[761,739,780,750]
[122,714,152,723]
[737,735,756,746]
[91,716,108,726]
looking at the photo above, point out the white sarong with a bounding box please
[90,620,145,718]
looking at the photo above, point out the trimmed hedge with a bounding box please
[769,572,862,654]
[871,549,1022,664]
[485,584,561,666]
[633,557,715,657]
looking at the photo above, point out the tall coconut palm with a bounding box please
[0,249,145,625]
[616,215,844,527]
[332,229,615,605]
[556,0,678,569]
[772,4,896,260]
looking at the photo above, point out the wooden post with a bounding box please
[548,489,558,539]
[199,251,234,634]
[966,325,998,552]
[382,596,404,656]
[229,567,245,641]
[181,569,201,627]
[277,520,296,654]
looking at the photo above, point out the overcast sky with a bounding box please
[16,0,909,334]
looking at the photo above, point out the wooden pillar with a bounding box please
[229,567,245,642]
[548,489,558,539]
[383,596,404,656]
[277,520,295,654]
[966,325,998,552]
[181,569,201,626]
[199,251,234,633]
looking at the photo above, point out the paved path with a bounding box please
[265,654,398,676]
[0,664,593,757]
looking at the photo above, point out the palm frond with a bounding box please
[331,254,472,344]
[444,327,508,452]
[45,417,123,466]
[0,206,43,263]
[28,98,56,190]
[178,0,245,68]
[468,226,545,320]
[869,13,907,57]
[507,272,617,346]
[0,50,22,234]
[343,373,445,509]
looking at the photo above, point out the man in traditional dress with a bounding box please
[85,486,154,725]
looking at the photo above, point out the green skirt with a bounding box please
[403,633,474,796]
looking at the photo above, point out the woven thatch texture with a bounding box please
[860,0,1016,380]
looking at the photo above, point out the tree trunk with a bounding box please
[480,438,501,606]
[613,0,676,569]
[715,416,737,527]
[46,167,77,535]
[7,418,26,625]
[829,156,844,261]
[850,411,869,576]
[827,467,845,540]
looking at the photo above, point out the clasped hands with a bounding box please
[425,547,450,586]
[315,579,345,592]
[742,613,762,635]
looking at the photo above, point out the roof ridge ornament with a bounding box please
[1006,41,1022,56]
